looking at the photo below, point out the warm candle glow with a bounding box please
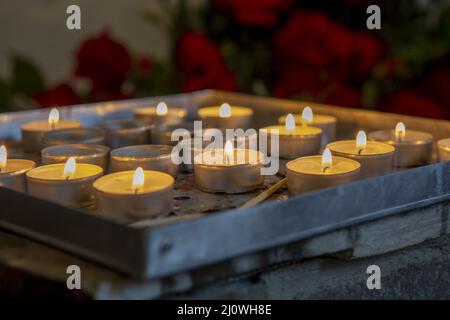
[285,113,296,131]
[219,103,232,118]
[321,148,332,172]
[224,140,233,164]
[63,157,76,179]
[0,145,6,171]
[301,106,313,124]
[48,108,60,128]
[356,130,367,153]
[395,122,406,140]
[132,167,145,193]
[156,102,168,116]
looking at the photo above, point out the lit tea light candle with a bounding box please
[438,138,450,162]
[286,148,360,195]
[43,128,105,147]
[93,167,174,219]
[327,130,395,178]
[368,122,433,167]
[134,102,187,125]
[0,145,36,192]
[198,103,253,129]
[26,157,103,207]
[110,145,178,176]
[194,140,264,193]
[21,108,81,154]
[41,144,110,170]
[278,106,337,146]
[261,114,322,159]
[97,119,149,149]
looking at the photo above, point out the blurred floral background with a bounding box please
[0,0,449,119]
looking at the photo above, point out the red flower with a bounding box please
[176,31,237,92]
[34,83,81,108]
[351,32,385,80]
[380,91,449,120]
[212,0,293,27]
[74,32,131,91]
[418,66,450,111]
[138,56,152,74]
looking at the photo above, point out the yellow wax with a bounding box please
[0,159,36,175]
[368,129,433,145]
[134,106,186,118]
[327,140,395,156]
[195,148,263,167]
[278,114,336,125]
[93,170,174,195]
[287,156,360,176]
[261,125,322,137]
[198,106,253,118]
[21,120,81,132]
[26,163,103,181]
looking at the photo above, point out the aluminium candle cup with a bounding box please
[0,159,36,192]
[438,138,450,162]
[133,106,187,125]
[26,163,103,207]
[41,144,110,170]
[194,148,265,194]
[326,140,395,179]
[278,114,337,146]
[110,145,178,176]
[21,120,81,154]
[198,106,254,129]
[97,119,149,149]
[93,170,174,219]
[150,122,198,146]
[286,156,361,195]
[368,129,433,167]
[260,126,322,159]
[43,128,105,147]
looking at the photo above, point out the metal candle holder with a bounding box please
[97,119,149,149]
[43,128,105,147]
[41,144,110,170]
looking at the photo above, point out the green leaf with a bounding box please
[11,55,44,96]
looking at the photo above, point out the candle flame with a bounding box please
[132,167,145,193]
[395,122,406,140]
[301,106,313,124]
[219,103,231,118]
[48,108,59,127]
[224,140,233,164]
[285,113,296,131]
[321,148,332,171]
[0,145,7,171]
[156,102,168,116]
[63,157,76,179]
[356,130,367,151]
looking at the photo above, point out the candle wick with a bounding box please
[358,148,363,155]
[65,176,70,181]
[322,166,329,173]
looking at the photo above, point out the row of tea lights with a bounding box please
[0,103,449,219]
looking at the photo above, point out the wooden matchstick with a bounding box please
[239,177,287,209]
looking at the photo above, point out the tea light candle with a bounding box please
[110,145,178,176]
[327,131,395,178]
[438,138,450,162]
[41,144,110,170]
[278,106,337,146]
[0,145,36,192]
[194,141,264,193]
[97,119,149,149]
[21,108,81,153]
[43,128,105,147]
[134,102,187,125]
[368,122,433,167]
[150,122,197,146]
[261,114,322,159]
[198,103,253,129]
[26,157,103,207]
[286,148,361,195]
[93,167,174,219]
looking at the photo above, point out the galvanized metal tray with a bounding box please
[0,90,449,279]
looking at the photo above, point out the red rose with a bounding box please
[34,83,81,108]
[380,90,449,120]
[351,32,385,80]
[138,56,152,74]
[74,32,131,91]
[176,31,237,92]
[212,0,293,27]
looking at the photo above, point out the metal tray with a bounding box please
[0,90,449,279]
